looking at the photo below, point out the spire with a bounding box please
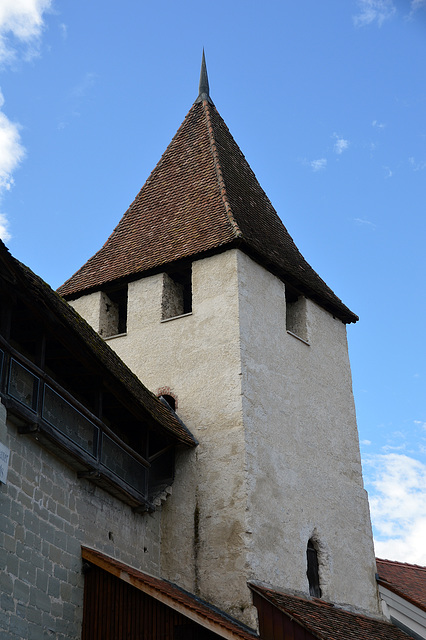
[196,49,212,103]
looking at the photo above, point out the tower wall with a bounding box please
[72,250,256,624]
[70,247,380,624]
[236,251,380,616]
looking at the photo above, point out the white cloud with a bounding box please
[353,0,396,27]
[372,120,386,129]
[363,453,426,564]
[361,439,372,445]
[0,2,52,237]
[0,213,11,242]
[333,134,349,155]
[0,89,26,240]
[0,0,53,65]
[0,96,25,189]
[310,158,327,172]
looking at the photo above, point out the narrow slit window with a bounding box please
[306,539,321,598]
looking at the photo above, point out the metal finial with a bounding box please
[196,49,212,103]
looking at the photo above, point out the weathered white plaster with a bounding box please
[71,248,380,625]
[236,251,379,616]
[106,251,254,624]
[69,291,102,333]
[99,291,119,337]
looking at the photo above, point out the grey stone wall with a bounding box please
[0,402,161,640]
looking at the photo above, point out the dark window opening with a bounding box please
[100,285,127,338]
[286,285,308,342]
[160,394,176,411]
[162,266,192,320]
[307,539,322,598]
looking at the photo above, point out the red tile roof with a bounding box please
[376,558,426,613]
[58,98,357,324]
[250,584,410,640]
[81,547,258,640]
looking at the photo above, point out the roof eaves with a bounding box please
[377,578,426,615]
[82,547,258,640]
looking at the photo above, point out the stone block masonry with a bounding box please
[0,401,162,640]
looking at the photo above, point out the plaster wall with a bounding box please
[95,251,254,625]
[0,401,162,640]
[70,248,379,624]
[236,251,380,616]
[69,291,102,333]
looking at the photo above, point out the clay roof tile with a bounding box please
[250,584,411,640]
[58,90,357,324]
[376,558,426,612]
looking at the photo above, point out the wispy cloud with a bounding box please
[409,0,426,17]
[363,453,426,564]
[414,420,426,430]
[383,165,393,178]
[409,157,426,171]
[333,134,349,155]
[59,23,67,40]
[372,120,386,129]
[0,0,53,65]
[310,158,327,172]
[353,0,396,27]
[0,89,25,240]
[354,217,377,229]
[57,72,97,129]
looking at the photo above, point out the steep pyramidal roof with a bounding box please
[59,58,357,324]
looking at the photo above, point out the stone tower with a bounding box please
[58,56,380,626]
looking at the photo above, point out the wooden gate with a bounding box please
[81,564,218,640]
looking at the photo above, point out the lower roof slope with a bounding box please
[251,584,411,640]
[376,558,426,613]
[0,240,196,447]
[58,92,357,324]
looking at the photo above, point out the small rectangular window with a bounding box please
[162,266,192,320]
[99,286,127,337]
[286,288,308,342]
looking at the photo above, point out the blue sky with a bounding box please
[1,0,425,563]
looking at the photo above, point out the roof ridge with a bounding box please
[60,106,203,293]
[202,99,242,239]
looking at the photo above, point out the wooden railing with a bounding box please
[0,338,154,511]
